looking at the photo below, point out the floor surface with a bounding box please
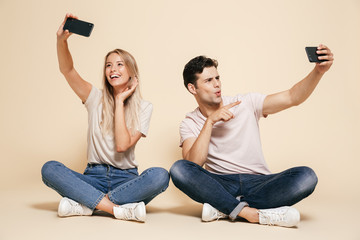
[1,183,359,240]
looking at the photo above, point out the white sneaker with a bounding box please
[202,203,228,222]
[58,197,93,217]
[258,206,300,227]
[113,202,146,222]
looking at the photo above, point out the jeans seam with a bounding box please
[42,163,106,210]
[108,168,154,203]
[249,173,287,196]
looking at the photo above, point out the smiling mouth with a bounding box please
[110,75,120,79]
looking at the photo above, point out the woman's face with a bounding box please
[105,53,131,89]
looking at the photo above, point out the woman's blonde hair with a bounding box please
[101,49,142,136]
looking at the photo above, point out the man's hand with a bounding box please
[207,101,241,125]
[182,101,240,166]
[315,44,334,74]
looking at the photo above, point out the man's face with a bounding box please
[190,66,222,106]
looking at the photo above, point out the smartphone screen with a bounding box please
[305,47,325,62]
[63,18,94,37]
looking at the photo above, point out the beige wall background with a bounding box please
[1,0,359,207]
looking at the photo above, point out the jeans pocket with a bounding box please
[83,164,95,175]
[83,167,90,175]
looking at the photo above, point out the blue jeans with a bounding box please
[42,161,170,210]
[170,160,317,220]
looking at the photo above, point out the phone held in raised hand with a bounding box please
[63,18,94,37]
[305,47,326,63]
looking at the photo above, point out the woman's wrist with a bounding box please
[115,97,125,107]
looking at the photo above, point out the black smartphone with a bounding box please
[305,47,326,62]
[63,18,94,37]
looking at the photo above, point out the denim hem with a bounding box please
[229,201,249,220]
[90,192,106,210]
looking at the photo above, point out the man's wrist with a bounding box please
[205,118,215,127]
[313,66,326,76]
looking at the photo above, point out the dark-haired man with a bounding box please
[170,45,333,227]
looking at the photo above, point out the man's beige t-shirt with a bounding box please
[180,93,271,175]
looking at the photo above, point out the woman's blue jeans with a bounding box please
[170,160,317,220]
[42,161,170,210]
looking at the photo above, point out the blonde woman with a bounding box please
[41,13,169,222]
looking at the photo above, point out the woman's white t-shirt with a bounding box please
[85,86,153,169]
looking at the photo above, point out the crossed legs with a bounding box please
[41,161,170,216]
[170,159,318,223]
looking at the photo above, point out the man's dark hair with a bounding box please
[183,56,218,90]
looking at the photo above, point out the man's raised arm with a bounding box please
[263,44,334,116]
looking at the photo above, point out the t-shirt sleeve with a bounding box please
[139,101,153,137]
[179,119,197,147]
[84,85,101,112]
[248,93,267,120]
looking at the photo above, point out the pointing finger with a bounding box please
[224,101,241,110]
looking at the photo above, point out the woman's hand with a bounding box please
[115,77,139,103]
[57,13,78,42]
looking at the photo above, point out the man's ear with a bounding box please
[187,83,196,95]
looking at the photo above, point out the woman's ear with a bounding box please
[187,83,196,95]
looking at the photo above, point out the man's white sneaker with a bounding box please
[202,203,228,222]
[258,206,300,227]
[58,197,93,217]
[113,202,146,222]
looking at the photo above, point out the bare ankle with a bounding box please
[238,206,259,223]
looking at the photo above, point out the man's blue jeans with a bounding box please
[42,161,170,210]
[170,160,317,220]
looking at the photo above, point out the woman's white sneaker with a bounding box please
[202,203,228,222]
[58,197,93,217]
[258,206,300,227]
[113,202,146,222]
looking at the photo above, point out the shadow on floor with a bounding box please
[31,202,58,212]
[147,204,202,218]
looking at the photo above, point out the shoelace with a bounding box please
[212,210,226,221]
[260,210,287,226]
[120,206,136,220]
[70,202,84,215]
